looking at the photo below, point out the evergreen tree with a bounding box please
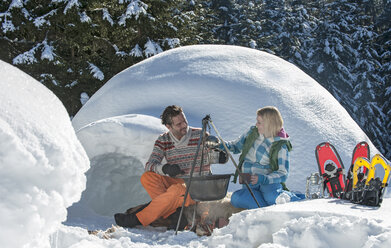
[376,0,391,158]
[0,0,191,116]
[0,0,390,158]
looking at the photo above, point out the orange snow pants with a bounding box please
[136,171,196,226]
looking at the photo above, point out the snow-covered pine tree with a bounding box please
[347,0,387,157]
[191,0,241,44]
[0,0,389,158]
[0,0,191,116]
[377,1,391,158]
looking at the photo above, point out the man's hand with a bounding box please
[162,164,184,177]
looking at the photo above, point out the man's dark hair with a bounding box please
[161,105,183,125]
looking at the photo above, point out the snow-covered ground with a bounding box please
[1,45,390,248]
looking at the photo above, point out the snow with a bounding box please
[1,44,390,248]
[102,8,114,26]
[9,0,23,10]
[34,10,57,28]
[41,39,55,61]
[79,11,91,23]
[64,0,80,15]
[13,43,39,65]
[144,39,163,57]
[68,114,166,218]
[249,39,257,48]
[0,60,89,248]
[13,40,57,65]
[72,45,378,194]
[88,62,104,81]
[118,0,148,25]
[130,44,143,57]
[165,38,180,48]
[80,92,90,105]
[1,19,16,33]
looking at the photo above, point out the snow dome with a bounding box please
[72,45,378,198]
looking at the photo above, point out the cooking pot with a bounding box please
[181,174,232,201]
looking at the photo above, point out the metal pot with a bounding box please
[181,174,232,201]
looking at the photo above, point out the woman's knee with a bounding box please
[230,191,242,208]
[262,184,282,205]
[231,189,264,209]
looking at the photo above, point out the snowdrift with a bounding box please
[0,60,89,248]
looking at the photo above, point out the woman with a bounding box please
[225,106,304,209]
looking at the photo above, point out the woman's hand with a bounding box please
[250,174,258,185]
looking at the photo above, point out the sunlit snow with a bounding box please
[0,60,89,248]
[1,45,390,248]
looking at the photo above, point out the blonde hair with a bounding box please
[257,106,283,138]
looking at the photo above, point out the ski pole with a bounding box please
[209,120,261,208]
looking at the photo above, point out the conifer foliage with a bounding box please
[0,0,389,158]
[0,0,192,115]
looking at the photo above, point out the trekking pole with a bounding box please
[209,120,261,208]
[175,115,208,235]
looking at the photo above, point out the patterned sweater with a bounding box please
[145,127,211,176]
[225,126,290,185]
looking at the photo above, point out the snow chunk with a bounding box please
[41,39,56,61]
[317,63,324,73]
[102,8,114,26]
[13,44,40,65]
[118,0,148,25]
[130,44,143,57]
[34,10,57,28]
[80,92,89,105]
[2,19,16,33]
[385,86,391,96]
[165,38,180,48]
[0,59,89,248]
[209,199,391,248]
[64,0,80,14]
[79,11,91,23]
[144,39,163,57]
[249,39,257,48]
[167,21,178,31]
[65,80,78,88]
[87,62,104,81]
[9,0,24,10]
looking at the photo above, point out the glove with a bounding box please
[205,135,220,148]
[218,150,228,164]
[162,164,184,177]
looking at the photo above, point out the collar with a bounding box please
[169,126,191,147]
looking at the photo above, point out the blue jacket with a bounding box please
[225,126,290,185]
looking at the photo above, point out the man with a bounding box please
[114,105,214,228]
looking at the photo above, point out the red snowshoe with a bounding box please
[343,141,370,200]
[315,142,346,198]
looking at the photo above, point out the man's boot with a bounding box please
[114,213,141,228]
